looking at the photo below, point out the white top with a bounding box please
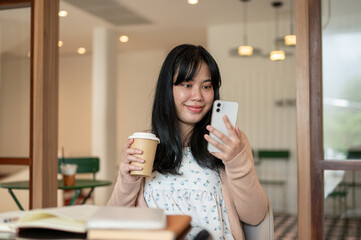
[144,147,234,240]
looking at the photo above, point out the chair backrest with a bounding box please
[243,203,274,240]
[58,157,99,179]
[258,150,290,160]
[347,150,361,159]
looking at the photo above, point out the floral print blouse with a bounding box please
[144,147,234,240]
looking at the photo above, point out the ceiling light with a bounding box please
[238,0,255,56]
[284,0,296,46]
[284,35,296,45]
[58,41,63,47]
[238,46,253,56]
[77,47,86,55]
[188,0,198,5]
[270,50,286,61]
[58,10,68,17]
[270,1,286,61]
[119,35,129,43]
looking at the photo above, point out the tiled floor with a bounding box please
[274,214,361,240]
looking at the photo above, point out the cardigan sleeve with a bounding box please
[223,131,268,225]
[107,174,143,207]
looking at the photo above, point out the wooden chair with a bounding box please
[257,150,290,212]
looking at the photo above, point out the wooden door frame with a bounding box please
[296,0,361,239]
[31,0,59,209]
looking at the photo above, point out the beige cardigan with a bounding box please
[108,133,268,240]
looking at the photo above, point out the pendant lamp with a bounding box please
[284,0,296,46]
[270,1,286,61]
[238,0,253,56]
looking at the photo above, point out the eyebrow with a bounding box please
[182,79,212,83]
[202,79,212,83]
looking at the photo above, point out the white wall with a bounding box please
[58,55,93,156]
[208,22,297,213]
[115,49,165,171]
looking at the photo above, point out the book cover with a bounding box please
[87,215,191,240]
[86,206,166,230]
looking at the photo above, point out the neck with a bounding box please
[179,122,194,147]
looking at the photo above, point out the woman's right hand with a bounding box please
[119,138,144,183]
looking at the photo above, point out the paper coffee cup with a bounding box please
[128,132,160,177]
[61,164,77,186]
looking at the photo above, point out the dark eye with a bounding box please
[202,85,212,89]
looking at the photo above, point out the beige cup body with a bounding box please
[130,138,158,177]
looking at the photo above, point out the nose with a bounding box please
[191,85,203,101]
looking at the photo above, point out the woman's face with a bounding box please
[173,62,214,133]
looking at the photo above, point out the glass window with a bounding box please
[322,0,361,160]
[0,7,30,157]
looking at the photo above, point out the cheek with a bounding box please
[206,91,215,104]
[173,88,187,104]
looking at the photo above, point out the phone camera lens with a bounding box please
[217,103,221,107]
[216,108,220,113]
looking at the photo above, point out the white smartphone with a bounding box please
[207,100,239,152]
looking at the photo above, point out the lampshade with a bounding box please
[270,50,285,61]
[238,45,253,56]
[284,35,296,45]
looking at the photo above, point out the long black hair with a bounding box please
[151,44,224,175]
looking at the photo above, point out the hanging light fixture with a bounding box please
[270,1,286,61]
[238,0,253,56]
[284,0,296,46]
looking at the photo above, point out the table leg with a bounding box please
[8,189,24,210]
[81,188,94,204]
[68,189,81,206]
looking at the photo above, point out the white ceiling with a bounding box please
[0,0,295,57]
[59,0,293,56]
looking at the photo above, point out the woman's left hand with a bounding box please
[204,115,245,162]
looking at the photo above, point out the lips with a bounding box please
[186,105,204,113]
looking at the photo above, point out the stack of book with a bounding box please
[87,207,191,240]
[0,205,191,240]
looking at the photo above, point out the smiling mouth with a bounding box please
[186,105,203,113]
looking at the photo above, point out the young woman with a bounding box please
[108,44,268,240]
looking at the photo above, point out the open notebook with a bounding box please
[17,205,98,233]
[1,205,167,233]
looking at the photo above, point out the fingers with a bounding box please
[205,116,243,162]
[222,115,237,138]
[124,138,134,150]
[235,124,242,139]
[204,133,225,152]
[120,139,145,173]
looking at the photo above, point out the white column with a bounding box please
[92,28,117,205]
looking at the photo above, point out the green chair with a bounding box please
[58,157,99,180]
[58,157,100,205]
[257,150,290,212]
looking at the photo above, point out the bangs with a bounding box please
[173,55,203,85]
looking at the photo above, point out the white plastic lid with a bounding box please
[128,132,160,143]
